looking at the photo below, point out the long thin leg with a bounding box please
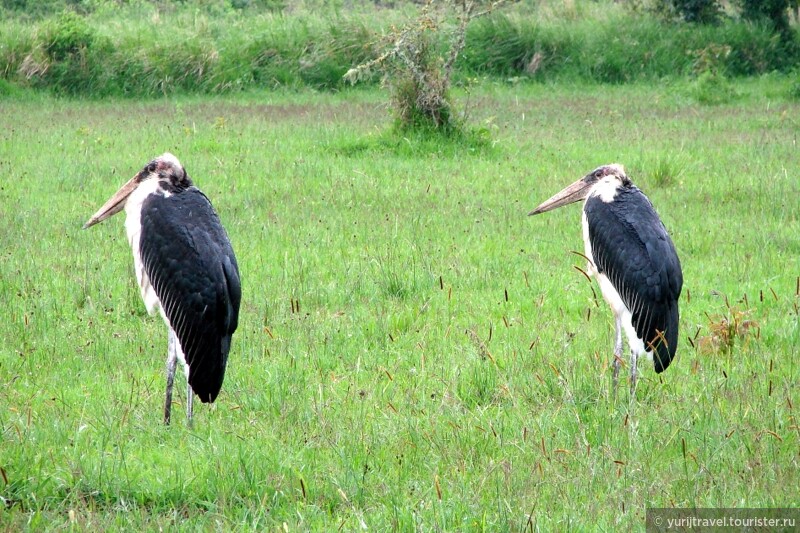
[164,329,178,425]
[612,315,623,395]
[186,382,194,427]
[630,349,639,395]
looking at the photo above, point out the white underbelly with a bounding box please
[122,182,189,375]
[123,179,170,317]
[124,209,161,316]
[596,273,648,358]
[582,211,651,360]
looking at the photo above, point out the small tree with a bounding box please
[344,0,505,132]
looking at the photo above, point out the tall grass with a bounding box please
[461,12,795,82]
[1,78,799,530]
[0,6,391,96]
[0,1,797,97]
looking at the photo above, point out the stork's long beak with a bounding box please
[528,177,592,216]
[82,175,140,229]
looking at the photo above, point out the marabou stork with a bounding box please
[530,164,683,393]
[84,153,241,424]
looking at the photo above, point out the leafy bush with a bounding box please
[32,11,113,95]
[739,0,791,34]
[691,70,739,104]
[664,0,722,24]
[461,15,536,77]
[344,0,502,132]
[0,2,798,97]
[790,73,800,99]
[460,12,796,81]
[688,42,739,104]
[43,10,96,61]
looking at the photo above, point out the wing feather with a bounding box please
[585,187,683,372]
[139,187,241,402]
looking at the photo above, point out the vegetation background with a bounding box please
[1,0,799,98]
[1,0,799,530]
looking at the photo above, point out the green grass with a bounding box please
[1,78,799,530]
[0,0,797,96]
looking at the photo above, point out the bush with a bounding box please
[344,0,500,132]
[790,70,800,98]
[739,0,791,35]
[34,11,113,95]
[1,0,80,19]
[460,12,796,81]
[666,0,722,24]
[43,11,96,61]
[462,15,536,77]
[691,70,739,104]
[0,3,798,97]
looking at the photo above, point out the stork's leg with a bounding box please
[186,381,194,427]
[630,349,639,395]
[164,329,178,425]
[612,315,623,394]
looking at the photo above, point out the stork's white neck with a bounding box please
[588,177,620,203]
[124,179,172,316]
[125,177,171,212]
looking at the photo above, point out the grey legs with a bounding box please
[612,315,623,393]
[165,328,193,426]
[612,316,639,395]
[165,329,178,425]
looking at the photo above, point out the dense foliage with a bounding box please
[740,0,793,35]
[665,0,723,24]
[0,0,797,97]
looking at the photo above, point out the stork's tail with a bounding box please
[188,335,231,404]
[653,301,679,373]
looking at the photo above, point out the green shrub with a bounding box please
[649,156,685,188]
[300,22,378,90]
[790,74,800,99]
[391,70,455,132]
[461,15,536,76]
[664,0,722,24]
[739,0,791,34]
[691,70,739,104]
[460,12,796,82]
[0,2,798,97]
[43,11,95,61]
[344,0,496,132]
[0,77,25,96]
[35,11,113,95]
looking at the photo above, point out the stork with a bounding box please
[530,164,682,393]
[83,153,241,424]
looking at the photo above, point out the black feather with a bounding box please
[584,186,682,372]
[139,188,241,402]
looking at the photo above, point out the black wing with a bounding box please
[585,187,683,372]
[139,187,241,402]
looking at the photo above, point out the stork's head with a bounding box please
[529,163,631,215]
[83,153,192,229]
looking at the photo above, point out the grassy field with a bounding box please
[1,78,799,530]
